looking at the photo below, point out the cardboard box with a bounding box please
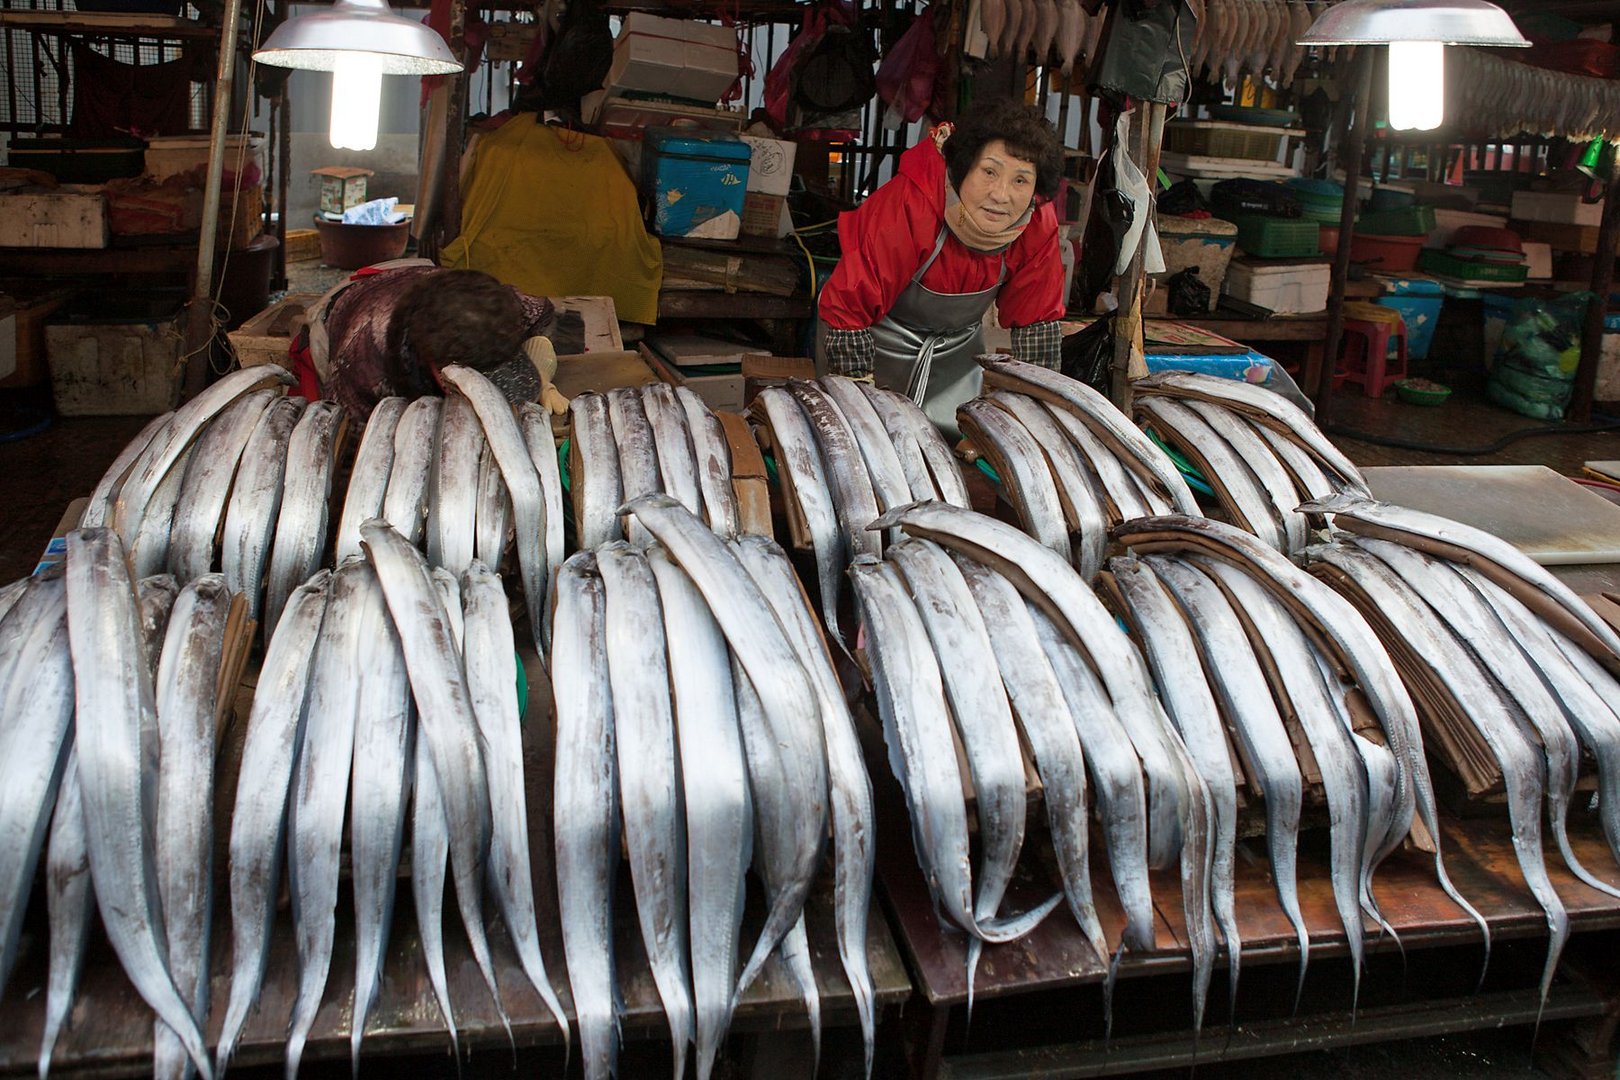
[714,410,772,538]
[1520,220,1600,255]
[34,496,89,576]
[0,188,109,248]
[606,12,739,103]
[741,191,790,238]
[740,134,796,196]
[638,341,746,412]
[311,166,372,215]
[585,91,745,140]
[0,285,72,388]
[742,354,814,405]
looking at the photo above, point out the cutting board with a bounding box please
[1363,464,1620,565]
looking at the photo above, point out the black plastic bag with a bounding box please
[1158,179,1208,216]
[1167,266,1211,316]
[1061,312,1116,395]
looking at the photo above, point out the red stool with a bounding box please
[1337,302,1409,398]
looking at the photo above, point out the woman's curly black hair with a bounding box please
[944,98,1065,201]
[385,269,527,396]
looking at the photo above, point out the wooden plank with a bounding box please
[0,650,909,1077]
[936,966,1612,1079]
[0,10,219,36]
[657,292,812,321]
[882,762,1620,1009]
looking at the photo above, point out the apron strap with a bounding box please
[914,226,951,284]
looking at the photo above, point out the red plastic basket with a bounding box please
[1348,232,1425,273]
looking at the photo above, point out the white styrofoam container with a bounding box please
[1223,260,1331,314]
[1511,190,1604,228]
[47,307,185,416]
[1427,208,1510,249]
[605,13,739,103]
[0,189,108,248]
[740,134,796,196]
[144,133,264,182]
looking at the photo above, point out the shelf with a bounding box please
[0,9,221,38]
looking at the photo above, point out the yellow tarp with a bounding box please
[442,114,663,325]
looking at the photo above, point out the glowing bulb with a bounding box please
[1387,40,1445,132]
[329,51,384,151]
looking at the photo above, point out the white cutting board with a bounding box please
[1362,464,1620,566]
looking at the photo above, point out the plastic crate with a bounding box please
[1229,213,1321,258]
[1357,205,1436,237]
[1417,249,1530,283]
[1162,121,1286,163]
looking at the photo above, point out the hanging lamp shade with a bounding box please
[253,0,463,74]
[1297,0,1530,47]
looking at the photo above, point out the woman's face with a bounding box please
[957,140,1038,232]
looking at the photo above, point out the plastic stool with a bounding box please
[1338,301,1409,397]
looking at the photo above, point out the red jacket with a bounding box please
[818,138,1065,332]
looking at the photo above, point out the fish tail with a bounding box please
[1103,942,1126,1045]
[1432,850,1490,990]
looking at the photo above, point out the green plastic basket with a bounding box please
[1229,213,1322,258]
[1394,379,1452,405]
[1416,249,1529,282]
[1358,205,1437,237]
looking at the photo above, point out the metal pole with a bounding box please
[1570,171,1620,423]
[1314,47,1375,420]
[188,0,248,392]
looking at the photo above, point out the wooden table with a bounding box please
[879,752,1620,1079]
[0,656,912,1077]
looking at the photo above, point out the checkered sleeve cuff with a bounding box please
[1011,321,1063,370]
[825,327,875,378]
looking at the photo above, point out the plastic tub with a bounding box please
[1348,232,1426,272]
[314,216,410,270]
[1374,275,1445,360]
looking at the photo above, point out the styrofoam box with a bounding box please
[0,188,108,248]
[1224,260,1331,315]
[740,134,795,196]
[145,133,264,182]
[605,12,739,103]
[1511,190,1604,228]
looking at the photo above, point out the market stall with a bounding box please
[9,1,1620,1079]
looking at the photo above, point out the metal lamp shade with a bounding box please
[253,0,463,74]
[1298,0,1530,47]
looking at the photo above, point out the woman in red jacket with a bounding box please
[818,98,1066,433]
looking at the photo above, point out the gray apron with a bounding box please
[870,225,1008,438]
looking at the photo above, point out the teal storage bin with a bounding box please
[641,127,751,239]
[1375,275,1445,360]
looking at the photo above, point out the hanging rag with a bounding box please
[68,42,203,137]
[440,114,663,325]
[1089,0,1197,104]
[1109,111,1164,276]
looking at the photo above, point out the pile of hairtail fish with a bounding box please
[759,357,1620,1034]
[7,349,1620,1078]
[0,365,865,1080]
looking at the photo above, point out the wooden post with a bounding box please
[1313,47,1375,421]
[185,0,248,394]
[1109,102,1167,413]
[1570,172,1620,423]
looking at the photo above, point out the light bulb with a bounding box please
[329,51,385,151]
[1387,40,1445,132]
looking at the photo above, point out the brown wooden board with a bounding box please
[0,652,910,1077]
[877,710,1620,1008]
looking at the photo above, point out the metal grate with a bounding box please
[1,0,208,135]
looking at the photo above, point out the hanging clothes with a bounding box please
[68,42,203,137]
[441,114,663,326]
